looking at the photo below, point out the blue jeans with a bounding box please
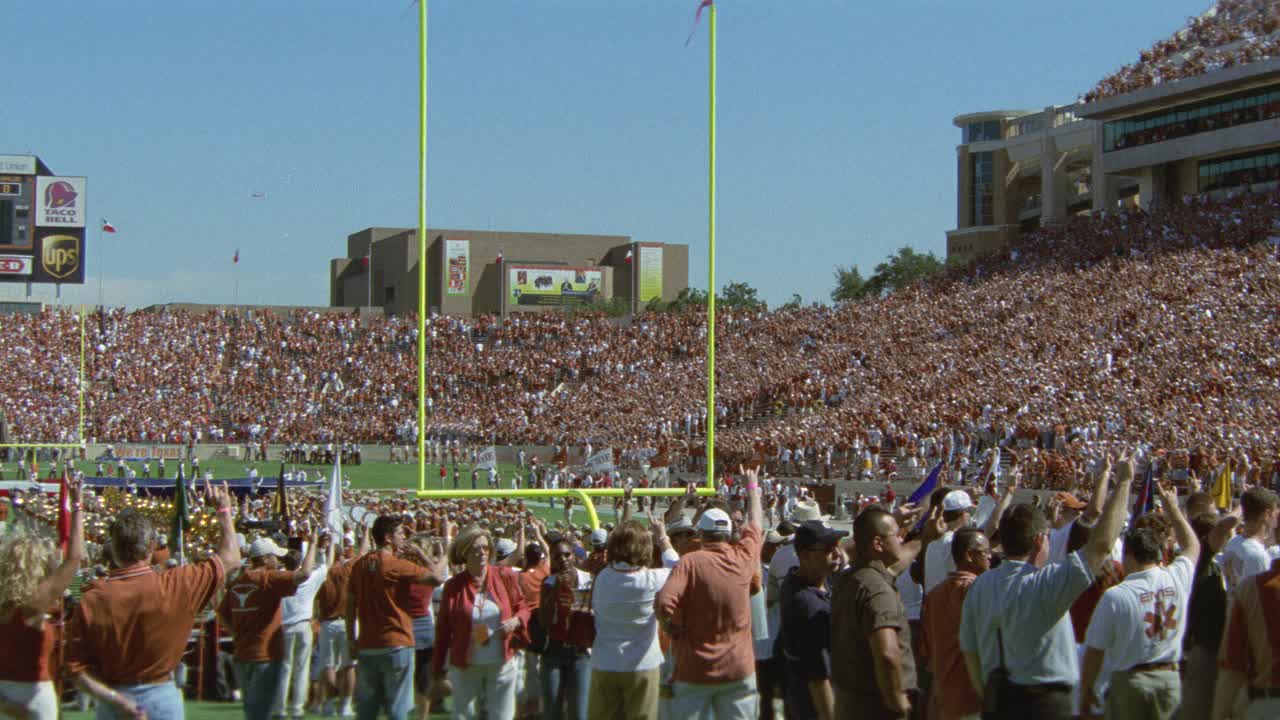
[672,675,758,720]
[235,661,284,720]
[540,651,590,720]
[356,648,415,720]
[94,682,184,720]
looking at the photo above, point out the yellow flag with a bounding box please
[1212,459,1233,510]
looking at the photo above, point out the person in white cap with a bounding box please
[922,490,975,594]
[218,529,317,720]
[584,528,609,575]
[656,466,765,719]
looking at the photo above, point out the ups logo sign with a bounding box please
[42,235,80,279]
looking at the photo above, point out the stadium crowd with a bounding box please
[3,454,1280,720]
[1082,0,1280,103]
[9,186,1280,504]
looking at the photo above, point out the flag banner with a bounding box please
[1212,460,1233,510]
[476,446,497,471]
[325,455,344,540]
[57,470,71,551]
[909,462,944,531]
[274,464,290,525]
[906,462,944,506]
[101,218,117,234]
[1134,461,1156,516]
[171,466,188,565]
[685,0,713,46]
[586,448,615,473]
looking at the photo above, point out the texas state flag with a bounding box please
[101,218,117,234]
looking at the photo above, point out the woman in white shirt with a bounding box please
[587,519,677,720]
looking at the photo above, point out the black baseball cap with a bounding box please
[794,520,848,551]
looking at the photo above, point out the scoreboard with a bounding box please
[0,154,86,284]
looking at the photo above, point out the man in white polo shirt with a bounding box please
[1080,479,1199,719]
[1222,487,1278,593]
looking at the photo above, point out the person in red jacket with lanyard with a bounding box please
[430,525,532,720]
[345,515,446,720]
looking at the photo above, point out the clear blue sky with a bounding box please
[2,0,1209,308]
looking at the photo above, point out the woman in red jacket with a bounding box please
[430,525,531,720]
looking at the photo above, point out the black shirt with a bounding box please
[779,569,832,720]
[1185,545,1228,651]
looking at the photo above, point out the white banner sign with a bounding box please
[476,446,497,470]
[0,255,32,276]
[0,155,36,175]
[586,448,615,472]
[35,176,87,228]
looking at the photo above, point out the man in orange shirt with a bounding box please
[218,532,317,720]
[345,514,445,720]
[655,467,764,720]
[65,485,241,720]
[921,528,990,720]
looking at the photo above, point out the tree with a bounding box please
[862,246,943,298]
[591,297,631,317]
[781,293,803,310]
[720,281,766,310]
[666,287,709,312]
[831,265,866,302]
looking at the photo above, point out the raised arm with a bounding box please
[1081,454,1112,525]
[1156,479,1200,568]
[982,471,1019,538]
[742,465,763,530]
[25,477,85,616]
[1083,451,1132,574]
[212,483,242,575]
[401,538,448,585]
[620,485,634,525]
[292,522,318,584]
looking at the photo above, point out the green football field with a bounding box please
[64,701,453,720]
[60,457,631,526]
[68,457,524,491]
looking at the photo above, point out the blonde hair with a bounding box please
[0,534,56,610]
[448,525,492,566]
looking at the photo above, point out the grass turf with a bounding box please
[60,457,624,525]
[63,702,453,720]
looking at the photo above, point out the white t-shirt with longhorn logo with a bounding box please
[1084,555,1195,675]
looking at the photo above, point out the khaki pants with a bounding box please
[587,668,660,720]
[1181,644,1216,720]
[1247,697,1280,719]
[1104,668,1180,720]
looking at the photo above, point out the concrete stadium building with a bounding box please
[948,57,1280,264]
[330,227,688,317]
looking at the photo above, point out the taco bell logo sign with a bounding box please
[35,176,86,228]
[45,181,77,208]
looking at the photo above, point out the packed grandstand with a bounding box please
[1083,0,1280,102]
[4,184,1280,489]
